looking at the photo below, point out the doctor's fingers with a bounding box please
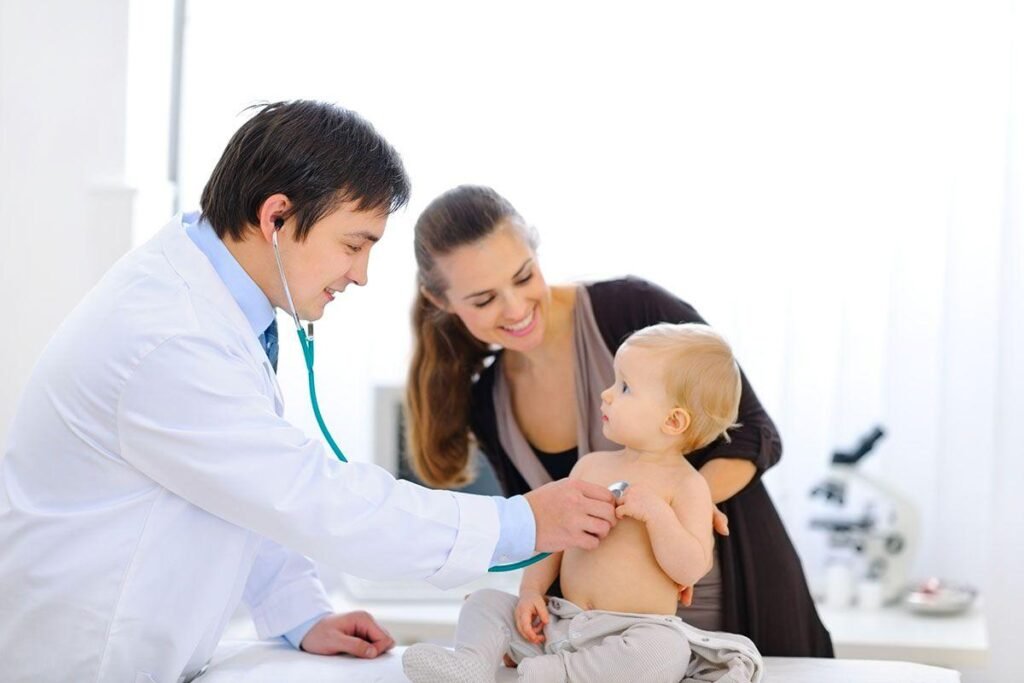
[351,615,396,653]
[333,634,384,658]
[581,497,618,529]
[575,480,617,505]
[369,631,396,653]
[581,515,613,540]
[572,528,602,550]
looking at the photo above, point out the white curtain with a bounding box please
[173,2,1022,678]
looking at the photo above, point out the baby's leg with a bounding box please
[404,589,536,683]
[517,618,690,683]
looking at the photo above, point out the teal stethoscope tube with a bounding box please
[296,325,347,462]
[271,227,547,572]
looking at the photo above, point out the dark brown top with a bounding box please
[469,276,834,657]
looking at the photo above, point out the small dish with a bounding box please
[904,578,977,616]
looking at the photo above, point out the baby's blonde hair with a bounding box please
[623,322,742,452]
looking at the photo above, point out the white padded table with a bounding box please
[197,641,961,682]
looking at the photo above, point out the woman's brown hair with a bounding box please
[406,186,536,487]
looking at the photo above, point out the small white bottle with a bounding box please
[857,578,885,610]
[825,560,854,608]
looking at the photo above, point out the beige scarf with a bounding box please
[492,286,619,487]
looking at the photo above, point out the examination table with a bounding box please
[197,640,961,682]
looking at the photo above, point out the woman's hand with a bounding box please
[514,591,549,644]
[713,506,729,536]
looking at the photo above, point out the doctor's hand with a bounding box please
[525,479,617,552]
[299,610,395,658]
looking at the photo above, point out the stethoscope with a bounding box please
[270,219,629,572]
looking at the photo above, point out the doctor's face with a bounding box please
[434,221,551,353]
[276,203,387,321]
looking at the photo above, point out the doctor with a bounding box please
[0,100,618,683]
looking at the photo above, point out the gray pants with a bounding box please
[458,589,691,683]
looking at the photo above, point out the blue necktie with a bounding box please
[262,319,279,372]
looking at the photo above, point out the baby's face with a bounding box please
[599,344,676,450]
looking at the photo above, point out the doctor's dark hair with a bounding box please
[406,185,538,488]
[200,100,410,241]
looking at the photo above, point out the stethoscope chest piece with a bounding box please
[608,480,630,500]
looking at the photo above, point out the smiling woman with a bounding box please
[428,226,549,348]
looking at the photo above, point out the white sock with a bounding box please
[402,643,497,683]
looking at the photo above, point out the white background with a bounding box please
[2,1,1021,680]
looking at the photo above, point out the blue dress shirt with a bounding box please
[184,212,535,649]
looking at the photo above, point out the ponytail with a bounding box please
[405,290,490,488]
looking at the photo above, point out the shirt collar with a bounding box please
[184,211,276,338]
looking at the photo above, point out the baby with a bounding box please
[403,322,744,683]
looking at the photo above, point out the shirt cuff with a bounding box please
[489,494,536,566]
[282,612,330,650]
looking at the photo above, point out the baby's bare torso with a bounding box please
[560,453,703,616]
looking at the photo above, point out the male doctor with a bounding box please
[0,101,618,682]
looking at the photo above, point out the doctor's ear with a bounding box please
[662,407,691,436]
[256,193,291,243]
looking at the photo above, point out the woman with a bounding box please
[406,185,833,657]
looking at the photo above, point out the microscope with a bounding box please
[809,426,919,606]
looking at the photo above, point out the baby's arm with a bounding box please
[519,550,562,597]
[515,551,561,644]
[617,472,714,588]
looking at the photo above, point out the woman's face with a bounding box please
[434,221,551,352]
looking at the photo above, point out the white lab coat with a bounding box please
[0,215,500,683]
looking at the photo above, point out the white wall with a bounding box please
[0,0,135,446]
[986,1,1024,677]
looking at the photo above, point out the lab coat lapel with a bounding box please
[156,215,286,414]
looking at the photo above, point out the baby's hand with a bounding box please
[614,483,669,524]
[515,591,549,644]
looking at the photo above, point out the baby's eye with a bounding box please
[621,382,630,394]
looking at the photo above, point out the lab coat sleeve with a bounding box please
[243,538,333,640]
[115,333,502,588]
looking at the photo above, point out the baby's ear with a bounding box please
[662,407,691,436]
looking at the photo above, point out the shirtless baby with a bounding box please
[403,322,743,683]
